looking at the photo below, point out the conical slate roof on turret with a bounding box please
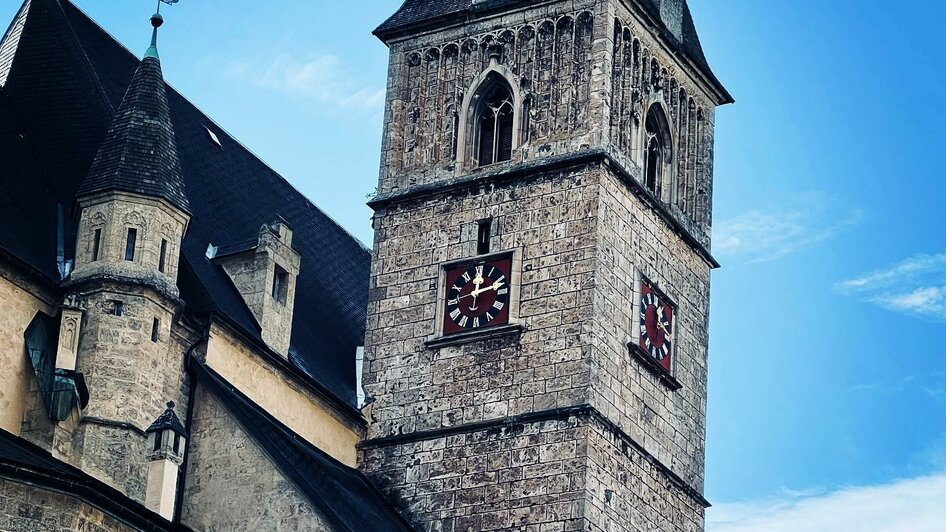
[76,34,190,214]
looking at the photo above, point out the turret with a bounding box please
[63,9,191,502]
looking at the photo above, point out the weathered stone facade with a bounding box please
[72,192,189,293]
[0,479,137,532]
[363,0,727,530]
[215,222,302,357]
[182,385,332,531]
[361,410,704,531]
[52,187,193,503]
[0,273,53,435]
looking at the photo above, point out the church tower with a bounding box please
[361,0,731,530]
[63,11,191,501]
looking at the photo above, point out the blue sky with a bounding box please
[6,1,944,529]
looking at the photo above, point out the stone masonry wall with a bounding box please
[72,287,190,502]
[583,417,704,532]
[364,164,601,441]
[361,414,589,531]
[0,478,137,532]
[591,168,711,490]
[361,411,704,532]
[0,274,53,435]
[182,384,332,531]
[378,0,604,193]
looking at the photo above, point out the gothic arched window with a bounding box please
[644,104,673,200]
[476,82,515,166]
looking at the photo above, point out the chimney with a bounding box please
[213,218,302,356]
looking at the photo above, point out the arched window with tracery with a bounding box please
[644,104,673,200]
[475,81,515,166]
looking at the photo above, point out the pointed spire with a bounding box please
[76,9,190,215]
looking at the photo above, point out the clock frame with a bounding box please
[440,254,514,336]
[638,278,675,373]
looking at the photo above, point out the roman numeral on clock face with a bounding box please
[442,256,514,335]
[639,280,674,370]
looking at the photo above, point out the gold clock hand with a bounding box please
[457,280,507,301]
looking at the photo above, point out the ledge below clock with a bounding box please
[627,342,683,391]
[425,324,524,349]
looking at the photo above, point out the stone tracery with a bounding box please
[394,10,595,174]
[610,17,713,230]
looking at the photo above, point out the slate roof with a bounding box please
[194,362,413,532]
[77,48,191,214]
[0,0,371,409]
[0,428,185,531]
[375,0,732,103]
[147,401,187,437]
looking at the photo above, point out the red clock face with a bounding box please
[639,281,674,371]
[442,256,512,335]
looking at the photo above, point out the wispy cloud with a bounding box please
[225,52,384,110]
[708,473,946,532]
[849,372,946,403]
[714,193,863,264]
[836,253,946,319]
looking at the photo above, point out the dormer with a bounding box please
[211,219,302,356]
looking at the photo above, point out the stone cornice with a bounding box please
[359,403,711,508]
[368,148,720,269]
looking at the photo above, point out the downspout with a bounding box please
[171,312,212,525]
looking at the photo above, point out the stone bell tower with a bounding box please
[361,0,731,531]
[64,11,191,502]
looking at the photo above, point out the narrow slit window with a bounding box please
[112,300,124,317]
[158,239,168,273]
[91,229,102,262]
[272,265,289,305]
[477,219,492,255]
[172,434,180,454]
[153,433,162,452]
[151,318,160,343]
[124,228,137,262]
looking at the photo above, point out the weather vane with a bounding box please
[146,0,179,58]
[156,0,180,13]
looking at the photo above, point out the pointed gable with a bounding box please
[77,51,190,214]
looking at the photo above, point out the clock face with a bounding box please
[639,281,674,371]
[442,256,512,335]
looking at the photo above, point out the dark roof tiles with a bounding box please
[146,401,187,437]
[77,52,191,214]
[0,0,370,408]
